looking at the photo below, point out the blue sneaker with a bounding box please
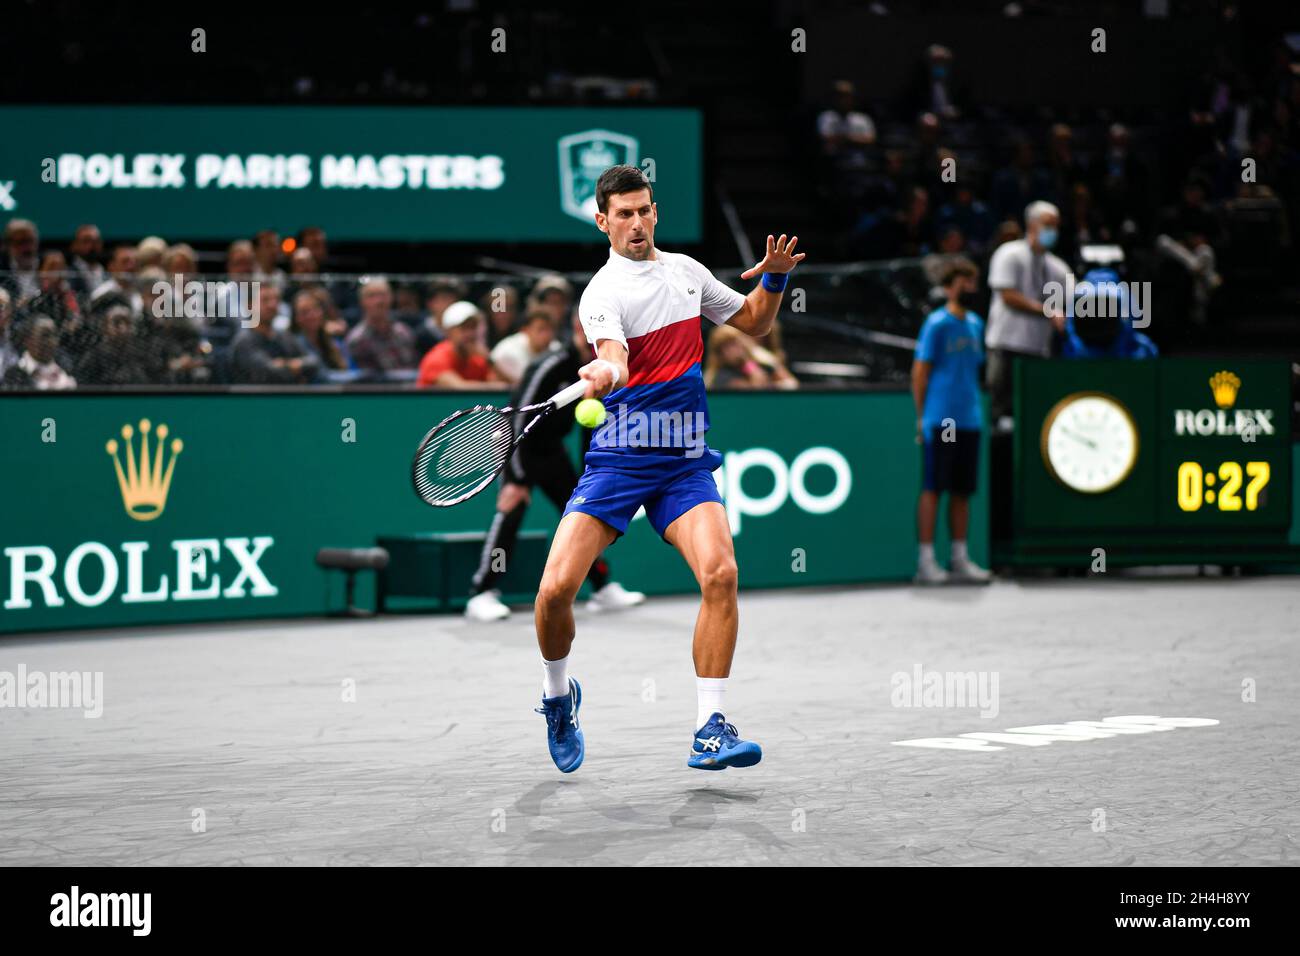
[688,712,762,770]
[535,677,584,773]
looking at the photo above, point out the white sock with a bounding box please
[696,677,727,730]
[952,539,969,562]
[542,655,569,699]
[919,542,936,564]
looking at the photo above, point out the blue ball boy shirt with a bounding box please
[915,306,985,432]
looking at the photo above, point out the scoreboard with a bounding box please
[1000,358,1298,567]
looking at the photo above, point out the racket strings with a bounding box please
[413,408,514,505]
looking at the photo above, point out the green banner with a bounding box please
[0,106,701,241]
[0,391,986,635]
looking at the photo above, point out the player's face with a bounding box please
[598,189,657,261]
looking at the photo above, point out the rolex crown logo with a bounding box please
[1209,371,1241,409]
[106,418,183,521]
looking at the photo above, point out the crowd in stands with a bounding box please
[814,36,1299,334]
[0,220,800,391]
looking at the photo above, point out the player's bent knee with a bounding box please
[536,575,582,613]
[699,559,739,601]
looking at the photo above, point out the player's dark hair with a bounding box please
[596,165,653,214]
[939,257,978,288]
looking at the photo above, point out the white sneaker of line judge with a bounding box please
[465,589,511,621]
[588,581,647,612]
[913,556,949,586]
[949,554,992,584]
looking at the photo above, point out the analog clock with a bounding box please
[1040,392,1139,493]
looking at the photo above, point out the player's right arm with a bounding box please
[576,283,629,399]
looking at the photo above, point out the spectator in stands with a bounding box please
[7,316,75,390]
[936,225,968,255]
[138,267,170,327]
[286,247,321,303]
[1062,182,1109,265]
[291,287,351,373]
[1090,123,1148,239]
[230,284,315,384]
[200,241,251,346]
[26,251,80,325]
[751,322,799,389]
[481,283,520,348]
[165,243,198,278]
[859,148,914,225]
[67,224,106,296]
[990,139,1052,225]
[345,276,417,375]
[818,80,878,189]
[414,276,466,354]
[26,251,91,362]
[393,283,424,324]
[138,266,209,385]
[136,236,167,271]
[96,244,143,315]
[298,226,329,270]
[705,324,769,389]
[1044,124,1085,208]
[253,229,286,291]
[416,300,504,389]
[909,112,947,193]
[937,186,995,254]
[0,289,17,379]
[856,186,935,259]
[909,44,964,122]
[73,297,151,386]
[1155,174,1223,327]
[285,246,348,339]
[298,225,356,314]
[984,200,1071,425]
[490,308,560,384]
[1,218,41,307]
[528,274,574,329]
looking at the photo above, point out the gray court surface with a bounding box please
[2,575,1297,866]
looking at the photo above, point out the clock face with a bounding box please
[1041,393,1139,493]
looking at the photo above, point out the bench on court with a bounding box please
[315,547,390,617]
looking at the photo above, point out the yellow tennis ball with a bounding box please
[575,398,607,428]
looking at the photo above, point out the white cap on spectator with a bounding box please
[441,300,482,329]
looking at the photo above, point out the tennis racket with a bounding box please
[411,379,590,507]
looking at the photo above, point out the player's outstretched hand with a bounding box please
[741,234,806,280]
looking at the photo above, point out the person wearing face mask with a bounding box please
[983,200,1071,426]
[911,257,991,585]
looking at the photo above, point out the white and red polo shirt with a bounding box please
[578,246,745,471]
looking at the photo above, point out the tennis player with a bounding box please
[533,164,805,773]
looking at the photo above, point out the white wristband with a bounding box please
[594,359,621,388]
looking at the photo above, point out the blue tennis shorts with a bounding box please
[563,464,724,539]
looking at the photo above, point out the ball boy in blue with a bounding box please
[911,257,992,585]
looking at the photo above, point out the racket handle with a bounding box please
[551,379,589,409]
